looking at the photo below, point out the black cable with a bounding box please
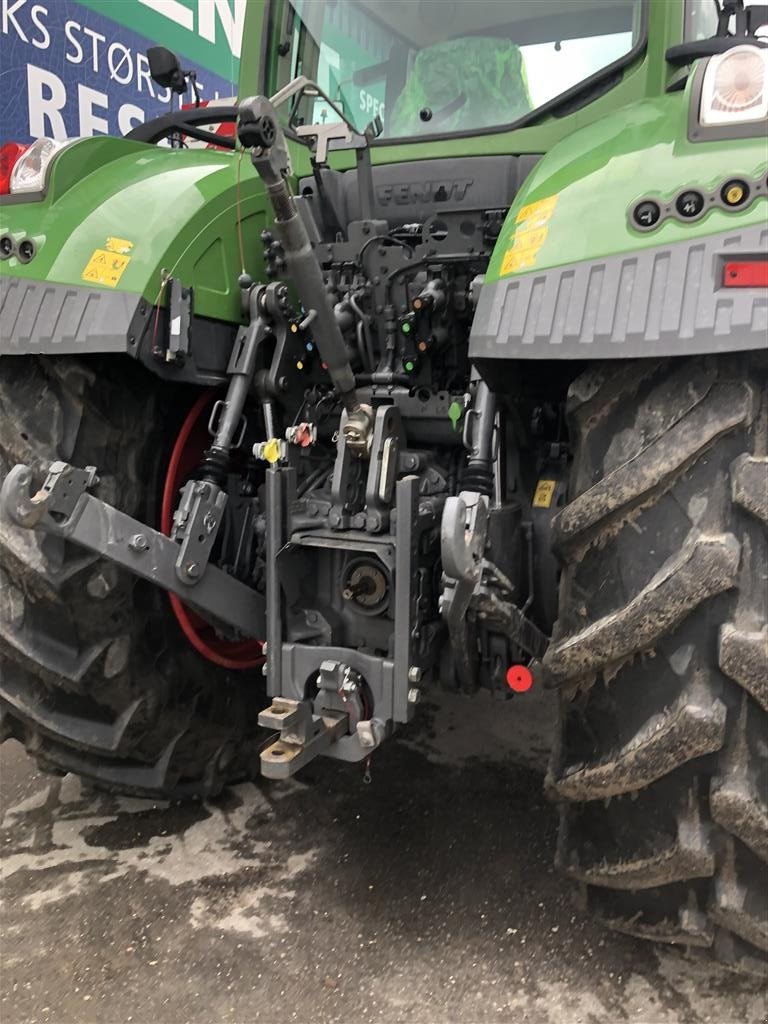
[357,234,414,267]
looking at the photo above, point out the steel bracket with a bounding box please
[165,276,192,364]
[171,479,228,585]
[1,461,98,529]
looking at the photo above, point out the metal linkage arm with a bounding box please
[1,462,266,639]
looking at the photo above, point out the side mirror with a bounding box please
[147,46,187,94]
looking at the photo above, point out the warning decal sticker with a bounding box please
[532,479,557,508]
[500,194,559,277]
[105,237,134,255]
[82,241,132,288]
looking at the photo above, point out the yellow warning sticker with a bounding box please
[105,236,134,255]
[516,194,558,228]
[532,479,557,509]
[501,246,536,276]
[82,249,131,288]
[500,193,559,277]
[511,226,549,253]
[501,226,550,275]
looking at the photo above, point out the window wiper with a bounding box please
[666,35,767,67]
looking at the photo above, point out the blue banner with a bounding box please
[0,0,238,143]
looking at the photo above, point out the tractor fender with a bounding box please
[471,78,768,362]
[0,136,270,382]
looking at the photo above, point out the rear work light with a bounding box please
[9,137,68,195]
[0,141,30,195]
[700,45,768,126]
[723,260,768,287]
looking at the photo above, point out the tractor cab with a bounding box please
[270,0,644,139]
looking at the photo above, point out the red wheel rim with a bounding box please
[161,391,264,670]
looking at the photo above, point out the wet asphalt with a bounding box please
[1,688,765,1024]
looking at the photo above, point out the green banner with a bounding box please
[77,0,243,80]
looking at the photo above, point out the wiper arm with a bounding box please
[666,35,767,67]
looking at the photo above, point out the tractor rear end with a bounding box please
[1,0,766,975]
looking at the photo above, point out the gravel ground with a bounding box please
[1,687,765,1024]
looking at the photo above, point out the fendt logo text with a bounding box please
[376,180,474,206]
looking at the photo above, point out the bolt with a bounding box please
[261,642,268,655]
[408,666,422,684]
[184,562,200,579]
[202,511,217,534]
[129,533,149,552]
[408,687,421,704]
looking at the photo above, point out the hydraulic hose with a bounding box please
[461,378,497,496]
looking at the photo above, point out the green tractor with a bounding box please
[1,0,766,974]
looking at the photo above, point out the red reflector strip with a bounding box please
[723,260,768,288]
[0,141,30,195]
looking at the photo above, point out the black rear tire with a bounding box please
[543,353,767,975]
[0,355,265,798]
